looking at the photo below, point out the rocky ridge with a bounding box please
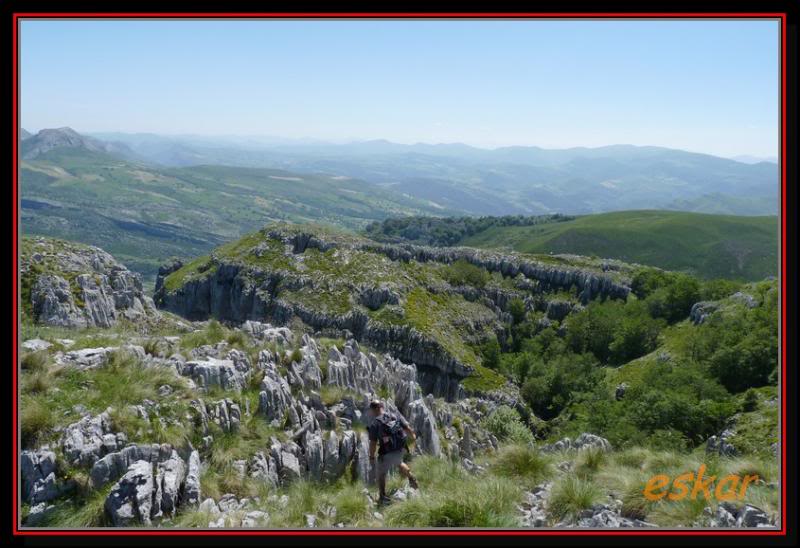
[154,224,632,401]
[21,237,156,328]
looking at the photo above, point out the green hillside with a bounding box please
[459,210,778,281]
[20,147,454,285]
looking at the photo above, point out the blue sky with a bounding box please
[20,19,779,157]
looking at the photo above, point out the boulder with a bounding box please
[405,399,441,457]
[22,339,52,352]
[20,449,59,504]
[56,347,116,370]
[61,410,119,466]
[104,460,155,526]
[258,375,292,425]
[690,301,719,325]
[250,451,280,488]
[279,451,301,484]
[183,450,202,505]
[305,432,324,482]
[152,450,186,519]
[207,399,241,433]
[90,443,173,489]
[573,433,612,452]
[182,358,247,392]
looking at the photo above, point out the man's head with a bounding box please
[369,399,384,417]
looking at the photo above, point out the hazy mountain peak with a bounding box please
[21,127,136,161]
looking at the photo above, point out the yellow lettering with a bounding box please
[644,474,670,501]
[668,472,694,501]
[690,464,716,500]
[715,475,741,501]
[738,474,760,500]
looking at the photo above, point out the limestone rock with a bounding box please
[104,460,155,526]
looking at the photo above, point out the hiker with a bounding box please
[367,399,419,505]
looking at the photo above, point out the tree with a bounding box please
[480,337,501,370]
[709,332,776,393]
[608,301,664,364]
[508,297,527,325]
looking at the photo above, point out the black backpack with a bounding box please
[375,413,407,454]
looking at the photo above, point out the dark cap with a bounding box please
[369,399,383,410]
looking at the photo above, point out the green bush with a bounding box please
[480,405,534,445]
[742,389,759,412]
[442,259,491,288]
[520,352,601,420]
[709,333,776,393]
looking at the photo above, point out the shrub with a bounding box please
[742,389,759,412]
[701,279,742,301]
[709,333,776,393]
[645,274,701,323]
[480,405,534,445]
[520,352,601,420]
[442,259,490,288]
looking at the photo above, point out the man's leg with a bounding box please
[378,469,388,500]
[399,462,419,489]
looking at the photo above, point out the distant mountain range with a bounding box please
[83,130,779,216]
[19,128,453,283]
[730,154,779,165]
[18,127,780,283]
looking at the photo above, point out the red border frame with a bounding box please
[11,12,788,538]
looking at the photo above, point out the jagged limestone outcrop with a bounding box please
[21,236,157,328]
[154,224,632,399]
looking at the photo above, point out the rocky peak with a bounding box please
[20,236,157,328]
[21,127,134,160]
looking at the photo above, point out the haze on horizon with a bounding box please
[20,19,780,158]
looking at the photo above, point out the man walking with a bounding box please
[367,399,419,505]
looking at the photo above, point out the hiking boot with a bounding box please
[408,474,419,490]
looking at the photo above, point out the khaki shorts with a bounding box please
[377,450,404,476]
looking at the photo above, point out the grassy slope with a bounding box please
[20,148,455,284]
[460,210,778,281]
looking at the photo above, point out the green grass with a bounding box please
[490,444,553,486]
[546,476,604,522]
[461,210,778,281]
[19,342,197,450]
[383,458,522,528]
